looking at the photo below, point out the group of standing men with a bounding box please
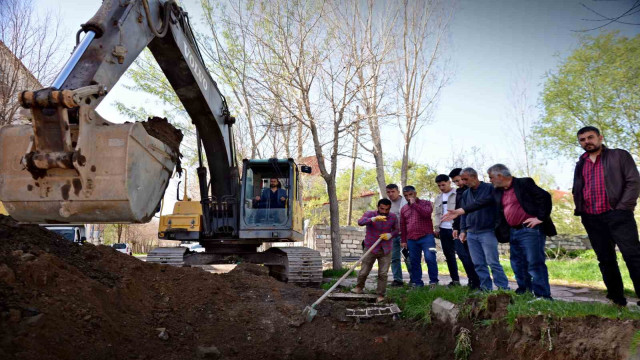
[353,126,640,307]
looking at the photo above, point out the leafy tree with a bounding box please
[535,32,640,161]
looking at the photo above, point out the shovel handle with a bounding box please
[311,236,384,308]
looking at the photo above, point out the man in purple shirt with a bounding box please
[352,198,398,302]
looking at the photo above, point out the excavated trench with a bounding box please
[0,215,638,360]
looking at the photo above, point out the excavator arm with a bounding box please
[0,0,237,224]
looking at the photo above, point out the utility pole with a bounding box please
[347,107,360,226]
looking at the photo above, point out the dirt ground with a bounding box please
[0,215,638,360]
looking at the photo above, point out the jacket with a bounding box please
[572,146,640,215]
[493,177,557,242]
[460,182,496,233]
[434,190,456,232]
[452,186,467,232]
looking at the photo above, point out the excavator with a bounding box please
[0,0,321,285]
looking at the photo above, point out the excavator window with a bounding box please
[242,164,291,226]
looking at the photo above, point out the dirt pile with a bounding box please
[0,215,638,360]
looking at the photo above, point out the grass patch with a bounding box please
[505,292,640,326]
[322,267,357,278]
[630,330,640,356]
[387,285,640,326]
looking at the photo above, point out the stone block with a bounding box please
[431,298,459,325]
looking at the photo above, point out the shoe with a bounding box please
[376,296,385,303]
[448,281,461,287]
[350,286,363,294]
[429,283,437,290]
[608,299,627,307]
[390,280,404,287]
[515,287,529,295]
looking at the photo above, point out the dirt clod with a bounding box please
[141,117,183,173]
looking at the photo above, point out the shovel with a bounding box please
[302,235,385,322]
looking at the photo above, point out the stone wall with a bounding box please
[305,224,594,259]
[304,225,365,259]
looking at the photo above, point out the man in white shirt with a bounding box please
[386,184,410,286]
[434,174,474,287]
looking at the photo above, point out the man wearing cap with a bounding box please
[400,185,438,288]
[353,198,399,302]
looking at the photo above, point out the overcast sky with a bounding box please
[36,0,640,201]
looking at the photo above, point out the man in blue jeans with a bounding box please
[400,186,438,288]
[443,168,509,291]
[386,184,410,287]
[488,164,556,299]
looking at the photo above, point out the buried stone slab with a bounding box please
[431,297,459,325]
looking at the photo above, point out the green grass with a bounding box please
[387,285,640,326]
[434,250,635,297]
[630,330,640,356]
[322,267,357,278]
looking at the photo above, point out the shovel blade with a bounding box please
[302,306,317,323]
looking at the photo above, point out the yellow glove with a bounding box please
[372,215,387,222]
[379,233,391,241]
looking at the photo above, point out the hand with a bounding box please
[441,209,464,222]
[523,217,543,228]
[400,242,407,249]
[434,230,440,239]
[254,196,261,201]
[379,233,392,241]
[407,197,416,205]
[452,230,459,239]
[372,215,387,222]
[280,196,286,202]
[459,232,467,243]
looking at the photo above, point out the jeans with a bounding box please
[391,236,411,282]
[510,226,551,298]
[440,228,459,281]
[581,210,640,305]
[408,234,438,286]
[466,230,510,291]
[356,250,392,296]
[441,228,481,288]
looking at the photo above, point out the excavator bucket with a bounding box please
[0,116,179,224]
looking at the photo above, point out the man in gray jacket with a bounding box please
[573,126,640,307]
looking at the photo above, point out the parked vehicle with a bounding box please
[43,225,86,244]
[112,243,132,256]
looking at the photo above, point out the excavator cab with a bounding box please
[239,159,308,243]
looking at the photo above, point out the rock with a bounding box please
[23,313,44,326]
[9,309,21,323]
[0,264,16,284]
[197,345,221,359]
[431,297,459,325]
[11,250,23,257]
[21,253,36,262]
[156,328,169,341]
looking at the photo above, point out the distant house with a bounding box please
[0,40,42,124]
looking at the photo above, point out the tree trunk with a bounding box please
[400,140,410,188]
[326,180,343,269]
[347,120,359,225]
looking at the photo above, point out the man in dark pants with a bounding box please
[435,173,473,287]
[449,168,481,290]
[488,164,556,299]
[573,126,640,307]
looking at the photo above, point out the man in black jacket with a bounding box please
[573,126,640,307]
[488,164,556,299]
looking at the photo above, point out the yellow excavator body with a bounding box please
[158,200,202,239]
[0,201,8,216]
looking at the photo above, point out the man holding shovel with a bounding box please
[352,198,398,302]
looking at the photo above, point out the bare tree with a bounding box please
[0,0,65,126]
[506,71,536,177]
[340,0,399,197]
[396,0,452,186]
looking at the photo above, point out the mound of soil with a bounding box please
[0,215,638,360]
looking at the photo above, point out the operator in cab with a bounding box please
[254,178,288,209]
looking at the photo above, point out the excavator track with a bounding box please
[265,247,323,286]
[146,247,187,266]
